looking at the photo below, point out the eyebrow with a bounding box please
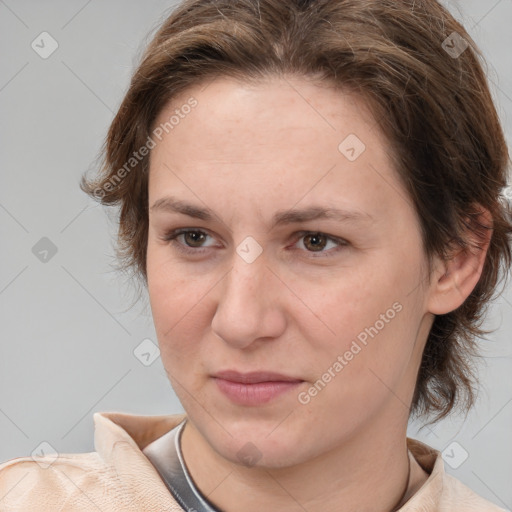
[150,196,374,228]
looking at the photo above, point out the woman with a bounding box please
[1,0,510,510]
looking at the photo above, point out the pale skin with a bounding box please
[146,75,491,512]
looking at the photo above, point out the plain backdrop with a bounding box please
[1,0,511,508]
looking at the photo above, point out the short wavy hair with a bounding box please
[81,0,512,422]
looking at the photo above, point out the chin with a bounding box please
[220,433,311,469]
[194,409,318,468]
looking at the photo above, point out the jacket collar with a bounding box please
[93,411,443,511]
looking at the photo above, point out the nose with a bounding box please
[210,253,287,350]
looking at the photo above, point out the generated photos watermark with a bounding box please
[93,96,198,199]
[298,301,403,405]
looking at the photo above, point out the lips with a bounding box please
[212,370,304,405]
[213,370,303,384]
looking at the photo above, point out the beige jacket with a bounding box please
[0,411,506,511]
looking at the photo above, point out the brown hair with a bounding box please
[81,0,512,422]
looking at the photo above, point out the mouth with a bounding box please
[212,370,304,406]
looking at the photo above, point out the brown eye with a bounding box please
[183,231,207,247]
[163,228,216,255]
[303,233,328,252]
[293,231,348,257]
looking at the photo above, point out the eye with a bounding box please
[163,228,217,254]
[292,231,348,257]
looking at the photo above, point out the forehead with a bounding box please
[148,76,410,222]
[152,75,379,155]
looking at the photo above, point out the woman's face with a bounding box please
[147,76,435,467]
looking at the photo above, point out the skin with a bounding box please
[146,76,491,512]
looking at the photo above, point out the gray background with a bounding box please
[0,0,511,509]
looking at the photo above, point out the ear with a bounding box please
[427,207,493,315]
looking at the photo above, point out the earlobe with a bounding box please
[427,207,493,315]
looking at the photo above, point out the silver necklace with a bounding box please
[143,420,412,512]
[143,420,220,512]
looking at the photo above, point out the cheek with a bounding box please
[146,245,207,347]
[294,251,422,374]
[295,253,424,413]
[293,262,397,349]
[148,274,211,392]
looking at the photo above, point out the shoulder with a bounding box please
[406,438,507,512]
[0,451,115,510]
[438,473,507,512]
[0,411,187,511]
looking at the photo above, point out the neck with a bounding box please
[180,406,421,512]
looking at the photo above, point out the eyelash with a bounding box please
[162,228,348,258]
